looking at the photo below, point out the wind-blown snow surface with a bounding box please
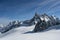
[0,25,60,40]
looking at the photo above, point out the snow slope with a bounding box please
[0,25,60,40]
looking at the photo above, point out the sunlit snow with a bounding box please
[0,25,60,40]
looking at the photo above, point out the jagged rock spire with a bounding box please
[33,13,60,32]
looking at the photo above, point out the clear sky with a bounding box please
[0,0,60,25]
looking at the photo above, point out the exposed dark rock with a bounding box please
[33,13,60,32]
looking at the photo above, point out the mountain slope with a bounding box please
[0,25,60,40]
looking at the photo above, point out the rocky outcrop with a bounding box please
[33,13,60,32]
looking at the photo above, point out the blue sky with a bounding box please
[0,0,60,25]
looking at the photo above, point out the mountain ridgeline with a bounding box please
[0,13,60,33]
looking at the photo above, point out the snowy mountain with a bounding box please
[0,25,60,40]
[0,13,60,40]
[33,13,60,32]
[0,13,60,34]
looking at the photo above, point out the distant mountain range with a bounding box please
[0,13,60,33]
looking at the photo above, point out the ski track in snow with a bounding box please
[0,25,60,40]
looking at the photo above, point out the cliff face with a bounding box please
[33,13,60,32]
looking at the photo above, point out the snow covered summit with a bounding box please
[33,13,60,32]
[0,13,60,33]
